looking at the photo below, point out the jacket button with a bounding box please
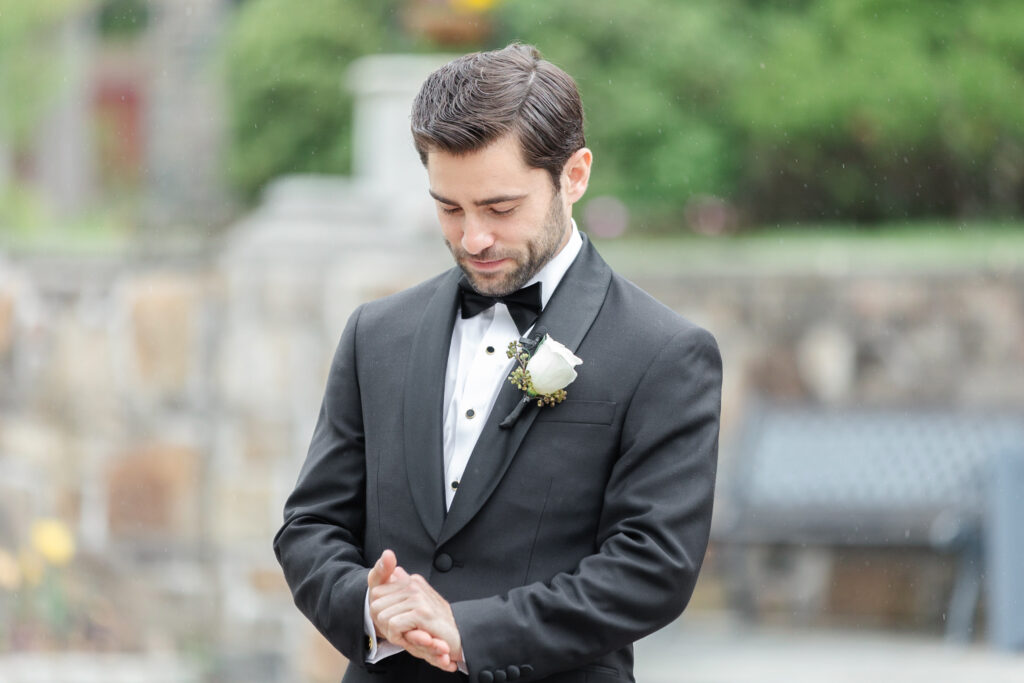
[507,665,520,680]
[433,553,454,572]
[494,670,507,682]
[520,664,533,676]
[479,671,494,683]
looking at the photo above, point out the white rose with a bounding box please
[526,335,582,395]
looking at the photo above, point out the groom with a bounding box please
[274,43,722,683]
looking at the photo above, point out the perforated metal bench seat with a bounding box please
[715,405,1024,641]
[721,408,1024,546]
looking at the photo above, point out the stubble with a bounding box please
[448,192,569,297]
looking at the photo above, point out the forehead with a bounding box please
[425,136,547,200]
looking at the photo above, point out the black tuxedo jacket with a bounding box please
[274,236,722,683]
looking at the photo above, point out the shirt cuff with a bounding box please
[363,589,403,663]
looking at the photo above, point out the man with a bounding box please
[274,43,722,683]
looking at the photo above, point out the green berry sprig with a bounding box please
[506,340,568,407]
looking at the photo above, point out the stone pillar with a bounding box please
[144,0,232,229]
[32,14,96,215]
[347,54,453,236]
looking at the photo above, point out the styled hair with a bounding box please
[410,43,586,190]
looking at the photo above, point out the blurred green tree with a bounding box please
[0,0,87,232]
[97,0,149,40]
[499,0,1024,227]
[0,1,87,158]
[221,0,1024,226]
[498,0,749,229]
[730,0,1024,222]
[223,0,396,199]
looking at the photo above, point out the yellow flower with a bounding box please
[0,549,21,590]
[450,0,497,12]
[30,518,76,567]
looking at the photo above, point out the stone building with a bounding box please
[0,0,233,229]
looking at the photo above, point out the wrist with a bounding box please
[448,606,463,661]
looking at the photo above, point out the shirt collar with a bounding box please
[526,219,583,310]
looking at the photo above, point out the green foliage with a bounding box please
[498,0,1024,226]
[498,0,747,208]
[222,0,393,198]
[730,0,1024,222]
[97,0,149,39]
[220,0,1024,224]
[0,0,86,146]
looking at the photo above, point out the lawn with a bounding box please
[594,223,1024,276]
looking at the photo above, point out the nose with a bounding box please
[461,215,495,255]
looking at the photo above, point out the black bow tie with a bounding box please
[457,277,542,335]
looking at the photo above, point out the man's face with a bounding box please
[426,135,571,297]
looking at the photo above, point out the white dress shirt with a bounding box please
[440,223,583,509]
[365,223,584,664]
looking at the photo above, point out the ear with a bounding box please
[561,147,592,204]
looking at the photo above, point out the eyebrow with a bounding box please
[428,190,527,207]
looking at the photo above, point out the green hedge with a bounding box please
[500,0,1024,226]
[0,1,87,149]
[222,0,1024,226]
[223,0,392,199]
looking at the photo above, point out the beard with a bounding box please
[446,192,569,297]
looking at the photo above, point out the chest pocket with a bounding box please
[532,399,616,425]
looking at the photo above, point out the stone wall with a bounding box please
[625,265,1024,436]
[0,240,1021,677]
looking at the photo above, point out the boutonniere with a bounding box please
[499,334,582,429]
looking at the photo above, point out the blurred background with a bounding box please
[1,0,1023,681]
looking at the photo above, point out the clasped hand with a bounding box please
[368,549,463,672]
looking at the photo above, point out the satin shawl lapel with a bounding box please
[403,269,461,542]
[438,236,613,546]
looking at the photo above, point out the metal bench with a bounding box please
[715,405,1024,642]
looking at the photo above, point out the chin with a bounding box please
[465,276,507,297]
[458,263,505,293]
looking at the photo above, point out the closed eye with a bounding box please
[490,206,516,216]
[440,206,462,215]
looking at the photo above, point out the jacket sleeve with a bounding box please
[273,304,372,663]
[451,325,722,681]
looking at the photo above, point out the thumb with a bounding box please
[368,549,398,588]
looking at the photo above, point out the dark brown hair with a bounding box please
[411,43,586,190]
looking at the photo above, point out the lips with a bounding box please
[468,258,510,272]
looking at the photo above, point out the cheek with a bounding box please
[498,213,540,245]
[438,213,463,245]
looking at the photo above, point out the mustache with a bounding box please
[445,241,517,263]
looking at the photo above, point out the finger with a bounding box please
[374,583,430,618]
[404,628,435,648]
[367,549,398,588]
[398,641,457,672]
[369,589,418,626]
[429,653,457,673]
[405,628,449,654]
[371,590,422,633]
[369,574,413,602]
[387,614,450,650]
[379,606,425,642]
[399,636,456,673]
[383,608,440,646]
